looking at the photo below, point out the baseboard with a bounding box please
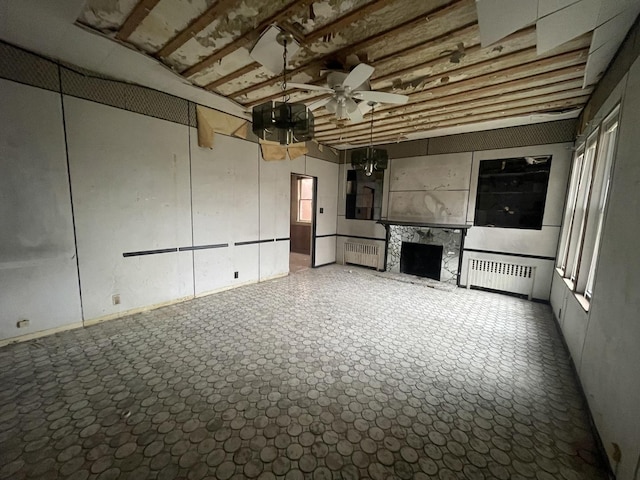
[550,313,614,479]
[0,322,84,348]
[260,272,289,282]
[313,261,336,268]
[83,295,194,327]
[195,279,258,298]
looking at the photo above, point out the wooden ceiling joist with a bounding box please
[116,0,162,41]
[155,0,239,58]
[179,0,315,77]
[203,62,261,91]
[228,0,473,100]
[340,98,588,146]
[314,79,589,135]
[313,61,587,126]
[244,27,588,110]
[316,90,590,142]
[302,0,406,44]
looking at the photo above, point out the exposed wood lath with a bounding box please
[78,0,598,147]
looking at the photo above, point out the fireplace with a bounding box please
[384,224,464,285]
[400,242,443,280]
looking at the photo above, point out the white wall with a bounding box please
[0,80,83,341]
[1,75,340,342]
[551,55,640,479]
[387,153,472,225]
[65,97,194,320]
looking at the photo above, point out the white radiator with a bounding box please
[467,259,536,300]
[344,242,380,270]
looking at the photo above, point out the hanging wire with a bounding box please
[281,38,290,103]
[370,103,375,148]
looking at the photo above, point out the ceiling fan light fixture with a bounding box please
[351,146,389,176]
[252,101,314,145]
[251,31,314,145]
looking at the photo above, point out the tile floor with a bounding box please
[0,265,607,480]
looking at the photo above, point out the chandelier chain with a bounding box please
[282,39,290,102]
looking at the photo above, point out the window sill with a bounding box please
[575,293,590,312]
[557,270,590,312]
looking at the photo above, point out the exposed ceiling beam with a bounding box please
[244,42,588,112]
[314,78,589,135]
[313,61,587,125]
[204,13,477,95]
[302,0,405,44]
[203,62,261,91]
[243,27,588,109]
[315,89,590,141]
[115,0,162,41]
[155,0,239,58]
[331,97,588,145]
[178,0,315,76]
[227,0,474,100]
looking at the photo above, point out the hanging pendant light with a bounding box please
[351,103,388,176]
[252,31,314,145]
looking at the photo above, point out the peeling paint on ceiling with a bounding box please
[79,0,138,31]
[75,0,610,146]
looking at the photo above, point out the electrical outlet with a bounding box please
[234,271,239,279]
[112,294,121,305]
[17,319,30,329]
[319,207,324,213]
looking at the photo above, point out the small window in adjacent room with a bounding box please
[474,156,552,229]
[297,177,313,223]
[345,169,384,220]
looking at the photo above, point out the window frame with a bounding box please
[556,104,621,308]
[296,177,313,224]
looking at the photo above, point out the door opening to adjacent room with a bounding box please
[290,174,315,273]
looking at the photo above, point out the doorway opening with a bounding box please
[290,174,315,273]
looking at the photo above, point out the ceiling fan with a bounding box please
[288,64,409,122]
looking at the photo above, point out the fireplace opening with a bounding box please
[400,242,443,280]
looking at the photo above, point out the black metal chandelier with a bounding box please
[252,32,314,145]
[350,103,388,176]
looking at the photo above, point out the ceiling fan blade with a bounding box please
[345,98,358,114]
[325,98,338,114]
[288,82,333,93]
[354,91,409,104]
[358,101,374,115]
[307,97,331,111]
[348,107,364,123]
[342,63,375,89]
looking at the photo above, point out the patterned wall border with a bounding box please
[427,119,578,154]
[0,40,201,128]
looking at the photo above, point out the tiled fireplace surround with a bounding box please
[386,225,464,285]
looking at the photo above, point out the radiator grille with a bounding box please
[344,242,380,270]
[467,259,536,299]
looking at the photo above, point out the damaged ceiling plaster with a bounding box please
[75,0,638,148]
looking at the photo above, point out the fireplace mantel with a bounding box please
[378,219,471,229]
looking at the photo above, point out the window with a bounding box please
[584,111,619,299]
[556,105,620,305]
[474,156,552,229]
[297,177,313,223]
